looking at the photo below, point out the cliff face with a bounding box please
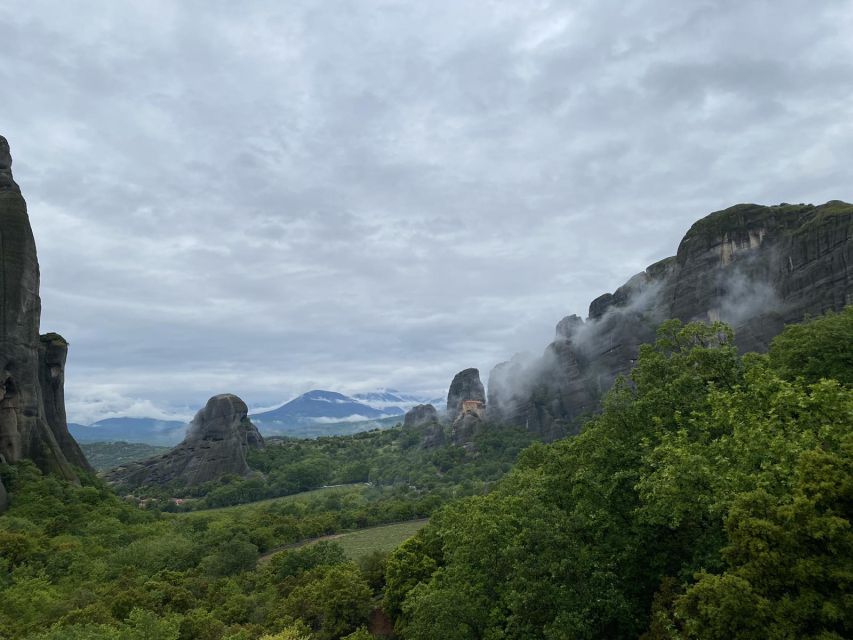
[0,136,92,503]
[445,368,487,444]
[107,394,265,489]
[489,201,853,438]
[446,368,485,424]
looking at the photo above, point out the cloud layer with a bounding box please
[2,0,851,422]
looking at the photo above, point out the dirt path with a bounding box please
[257,518,429,564]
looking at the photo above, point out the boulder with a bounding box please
[107,394,265,489]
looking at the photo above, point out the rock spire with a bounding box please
[0,136,92,508]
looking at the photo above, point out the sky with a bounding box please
[2,0,852,423]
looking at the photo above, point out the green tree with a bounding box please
[768,306,853,384]
[677,438,853,639]
[267,541,346,583]
[282,563,372,640]
[386,317,853,639]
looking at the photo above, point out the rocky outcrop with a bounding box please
[0,136,92,504]
[0,136,20,193]
[445,369,487,444]
[403,404,438,429]
[489,201,853,439]
[39,333,90,470]
[107,394,265,489]
[404,403,444,447]
[446,368,485,424]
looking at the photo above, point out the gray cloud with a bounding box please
[1,0,851,422]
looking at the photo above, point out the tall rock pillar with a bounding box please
[0,135,91,498]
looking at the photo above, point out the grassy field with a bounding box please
[260,518,429,562]
[177,483,367,516]
[331,519,428,559]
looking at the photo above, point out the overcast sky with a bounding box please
[2,0,852,423]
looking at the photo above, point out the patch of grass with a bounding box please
[323,519,428,560]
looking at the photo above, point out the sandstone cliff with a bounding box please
[488,201,853,438]
[0,136,92,507]
[107,394,265,489]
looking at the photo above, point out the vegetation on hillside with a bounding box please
[126,423,535,511]
[0,464,410,639]
[385,310,852,639]
[0,408,535,638]
[1,308,850,639]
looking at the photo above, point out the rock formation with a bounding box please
[39,333,90,469]
[445,368,487,444]
[446,368,485,424]
[403,403,444,447]
[489,201,853,439]
[107,394,265,489]
[403,404,438,429]
[0,136,92,509]
[0,136,20,193]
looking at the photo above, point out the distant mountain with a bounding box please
[69,418,187,446]
[252,390,386,424]
[351,389,426,413]
[249,389,412,437]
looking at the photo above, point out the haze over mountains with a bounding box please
[69,389,438,444]
[69,418,188,446]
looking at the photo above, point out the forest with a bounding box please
[1,308,851,639]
